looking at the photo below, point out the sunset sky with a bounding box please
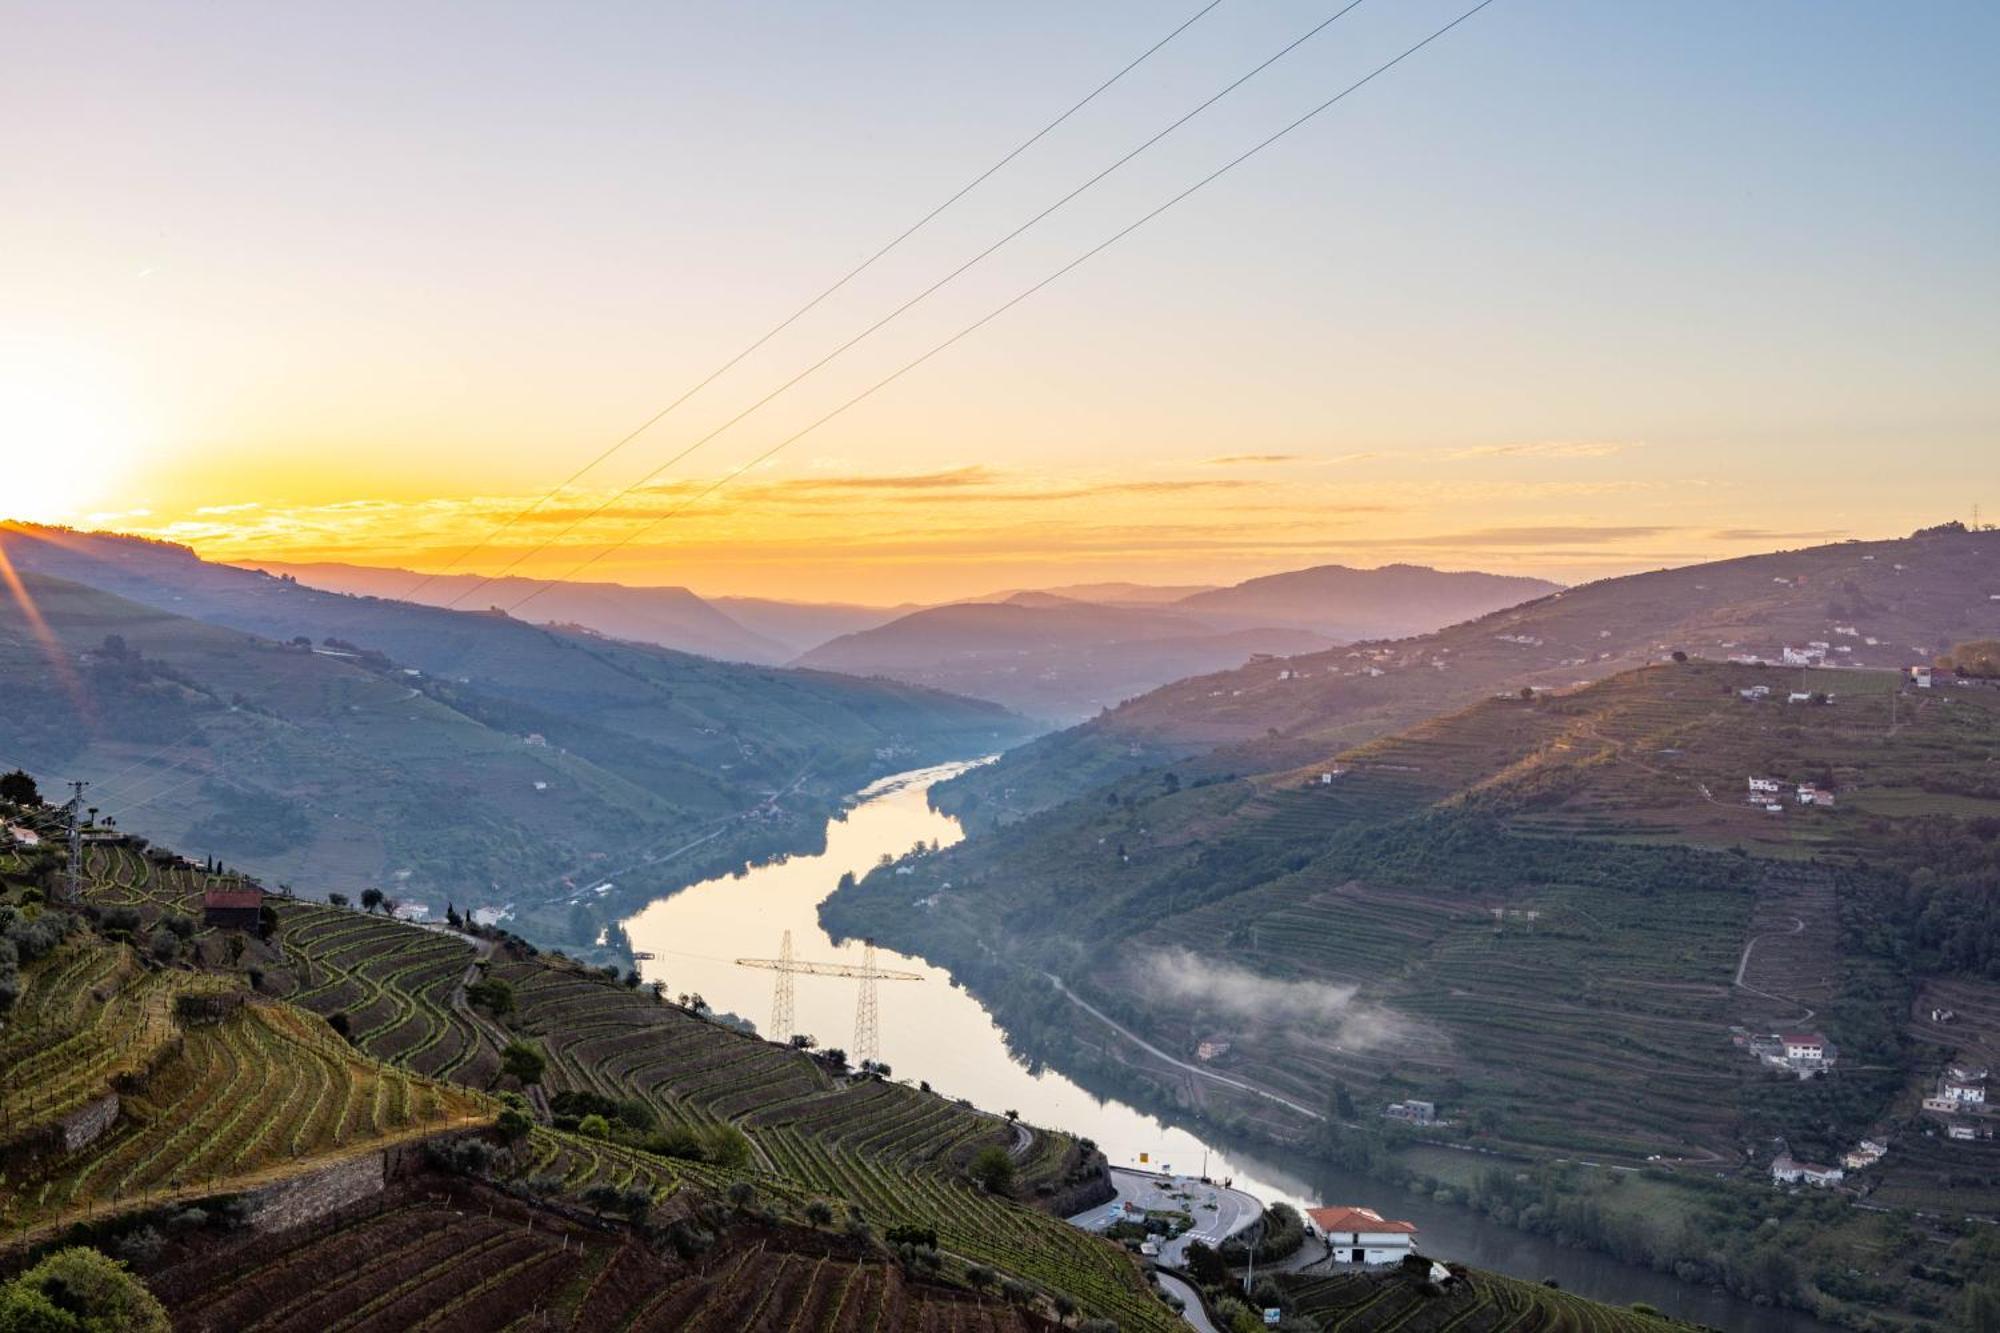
[4,1,1995,602]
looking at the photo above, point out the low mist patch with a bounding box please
[1137,947,1408,1051]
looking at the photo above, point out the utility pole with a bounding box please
[64,780,87,904]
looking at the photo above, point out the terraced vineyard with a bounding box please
[497,959,1072,1183]
[13,815,1169,1328]
[0,998,490,1238]
[0,936,239,1144]
[270,901,495,1082]
[1280,1263,1686,1331]
[149,1175,1071,1332]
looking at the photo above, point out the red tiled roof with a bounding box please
[1779,1033,1825,1045]
[203,888,263,911]
[1306,1206,1418,1235]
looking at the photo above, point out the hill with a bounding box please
[0,530,1030,948]
[0,790,1736,1333]
[937,525,2000,829]
[0,802,1185,1331]
[1175,562,1561,639]
[796,596,1330,722]
[708,593,917,657]
[827,657,2000,1327]
[246,559,793,664]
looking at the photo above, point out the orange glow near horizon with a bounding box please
[3,6,1992,603]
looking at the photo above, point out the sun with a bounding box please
[0,368,142,523]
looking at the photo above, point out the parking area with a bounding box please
[1069,1167,1264,1269]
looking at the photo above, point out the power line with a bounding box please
[506,0,1503,610]
[393,0,1228,605]
[440,0,1373,612]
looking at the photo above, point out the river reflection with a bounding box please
[625,762,1830,1333]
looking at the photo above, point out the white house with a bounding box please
[1304,1206,1419,1265]
[1782,1033,1827,1064]
[1771,1155,1844,1187]
[4,825,39,847]
[1943,1081,1987,1106]
[1789,691,1814,704]
[1911,665,1934,688]
[1797,784,1836,807]
[1748,776,1783,795]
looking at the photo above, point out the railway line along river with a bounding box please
[626,760,1828,1333]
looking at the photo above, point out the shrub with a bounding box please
[115,1227,167,1264]
[500,1040,545,1085]
[496,1106,533,1143]
[967,1145,1015,1195]
[803,1200,834,1227]
[0,1246,169,1332]
[577,1114,611,1140]
[699,1124,751,1170]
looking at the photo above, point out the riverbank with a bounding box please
[629,761,1835,1332]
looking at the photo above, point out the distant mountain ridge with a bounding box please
[934,525,2000,828]
[793,562,1554,722]
[244,559,794,663]
[1175,561,1561,638]
[0,523,1031,943]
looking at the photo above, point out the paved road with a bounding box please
[1069,1167,1264,1269]
[1152,1271,1218,1333]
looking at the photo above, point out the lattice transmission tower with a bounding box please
[771,930,796,1042]
[853,942,881,1066]
[735,936,919,1062]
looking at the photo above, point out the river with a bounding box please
[625,761,1830,1333]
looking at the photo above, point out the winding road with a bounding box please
[1733,913,1815,1024]
[1043,974,1324,1122]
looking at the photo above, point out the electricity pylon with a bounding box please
[63,780,88,904]
[771,930,796,1042]
[735,936,920,1063]
[854,942,881,1066]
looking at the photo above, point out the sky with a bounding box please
[2,1,1995,602]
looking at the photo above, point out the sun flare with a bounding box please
[0,367,142,522]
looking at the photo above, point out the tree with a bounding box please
[1671,650,1688,663]
[359,888,384,913]
[496,1105,533,1143]
[327,892,350,908]
[501,1040,545,1086]
[1519,686,1535,701]
[0,770,41,806]
[1185,1240,1228,1286]
[577,1113,611,1140]
[0,1246,170,1332]
[1329,1081,1356,1121]
[968,1145,1016,1194]
[804,1200,835,1227]
[466,977,514,1017]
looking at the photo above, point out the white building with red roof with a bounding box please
[1303,1206,1419,1265]
[1781,1033,1827,1064]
